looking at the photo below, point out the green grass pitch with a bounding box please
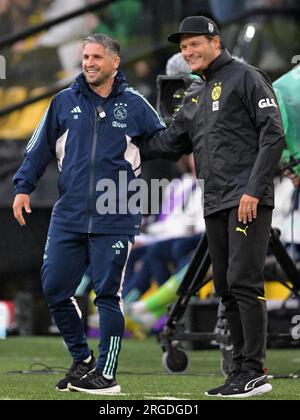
[0,337,299,400]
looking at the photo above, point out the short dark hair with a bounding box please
[204,34,223,50]
[83,33,121,56]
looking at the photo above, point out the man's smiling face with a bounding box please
[82,43,120,87]
[180,34,221,73]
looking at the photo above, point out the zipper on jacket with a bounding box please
[88,109,99,234]
[204,81,221,207]
[204,83,213,181]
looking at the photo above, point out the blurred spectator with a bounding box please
[4,1,97,77]
[123,233,202,304]
[0,0,13,36]
[36,0,93,76]
[10,0,43,53]
[94,0,142,47]
[132,60,153,101]
[166,52,191,76]
[10,0,36,30]
[0,0,45,39]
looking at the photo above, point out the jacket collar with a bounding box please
[202,49,234,79]
[72,70,128,98]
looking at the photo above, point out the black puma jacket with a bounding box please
[137,50,285,217]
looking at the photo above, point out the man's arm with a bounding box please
[135,100,193,162]
[242,69,285,199]
[12,99,59,225]
[238,69,285,223]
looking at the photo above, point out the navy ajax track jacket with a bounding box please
[13,72,166,235]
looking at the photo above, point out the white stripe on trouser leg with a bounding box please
[102,242,132,379]
[118,241,133,315]
[70,297,82,319]
[103,336,116,379]
[107,336,120,377]
[103,336,120,379]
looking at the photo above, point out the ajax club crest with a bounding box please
[212,83,222,101]
[114,103,128,121]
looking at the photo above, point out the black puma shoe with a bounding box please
[56,351,96,392]
[220,369,272,398]
[68,370,121,395]
[205,370,241,397]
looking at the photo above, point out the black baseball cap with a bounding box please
[168,16,220,44]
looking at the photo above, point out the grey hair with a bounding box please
[83,33,121,56]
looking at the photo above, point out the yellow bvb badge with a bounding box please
[212,83,222,101]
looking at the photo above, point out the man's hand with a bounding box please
[12,194,32,226]
[238,194,259,224]
[284,169,300,188]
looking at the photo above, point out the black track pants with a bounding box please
[205,206,272,373]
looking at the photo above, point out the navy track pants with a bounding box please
[41,222,133,377]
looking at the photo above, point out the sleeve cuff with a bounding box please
[15,187,32,195]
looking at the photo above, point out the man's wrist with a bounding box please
[243,189,260,200]
[15,189,31,195]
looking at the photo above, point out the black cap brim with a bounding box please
[168,31,216,44]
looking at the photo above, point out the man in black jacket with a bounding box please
[137,16,285,398]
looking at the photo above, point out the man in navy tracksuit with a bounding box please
[12,34,165,395]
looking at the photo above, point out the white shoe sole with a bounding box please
[56,387,70,392]
[68,384,121,395]
[205,392,223,397]
[220,383,273,398]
